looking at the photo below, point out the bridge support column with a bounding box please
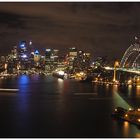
[113,61,119,82]
[113,67,116,82]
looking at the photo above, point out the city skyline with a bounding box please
[0,2,140,60]
[0,2,140,138]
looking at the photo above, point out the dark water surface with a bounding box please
[0,75,140,138]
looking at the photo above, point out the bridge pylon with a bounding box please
[113,61,119,82]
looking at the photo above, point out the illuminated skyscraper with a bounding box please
[18,41,30,70]
[45,49,52,59]
[34,50,40,63]
[73,50,91,73]
[67,47,77,67]
[19,41,28,60]
[45,48,59,72]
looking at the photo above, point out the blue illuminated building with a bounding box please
[35,50,39,55]
[19,41,26,49]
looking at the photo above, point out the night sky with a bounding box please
[0,2,140,61]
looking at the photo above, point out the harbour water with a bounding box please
[0,75,140,138]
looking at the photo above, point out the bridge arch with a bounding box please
[120,43,140,68]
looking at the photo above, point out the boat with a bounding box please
[112,107,140,126]
[0,88,19,92]
[52,70,67,79]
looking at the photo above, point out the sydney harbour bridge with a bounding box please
[104,37,140,85]
[107,37,140,82]
[105,38,140,108]
[120,43,140,69]
[119,38,140,75]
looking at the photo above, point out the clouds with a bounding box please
[0,2,139,60]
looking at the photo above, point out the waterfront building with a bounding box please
[45,48,59,72]
[73,50,91,73]
[66,47,78,73]
[19,41,28,57]
[45,49,52,59]
[18,41,30,70]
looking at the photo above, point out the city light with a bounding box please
[125,114,128,117]
[104,66,113,70]
[137,119,140,122]
[46,49,51,52]
[129,108,132,111]
[127,80,132,85]
[58,71,65,75]
[29,41,32,45]
[0,3,140,138]
[20,44,25,47]
[35,50,39,54]
[21,54,27,58]
[20,41,26,48]
[0,38,139,86]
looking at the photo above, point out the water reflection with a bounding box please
[136,133,140,138]
[123,121,130,137]
[128,85,132,96]
[18,75,29,84]
[136,85,140,96]
[0,75,140,137]
[18,75,30,93]
[11,75,31,135]
[128,124,140,138]
[105,84,109,89]
[17,75,30,111]
[57,78,64,93]
[0,78,2,85]
[111,84,140,138]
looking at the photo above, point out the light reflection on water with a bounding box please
[128,85,132,96]
[57,78,64,93]
[18,75,29,85]
[123,121,130,137]
[17,75,30,93]
[0,75,140,137]
[17,75,30,114]
[136,85,140,96]
[122,121,140,138]
[111,84,140,138]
